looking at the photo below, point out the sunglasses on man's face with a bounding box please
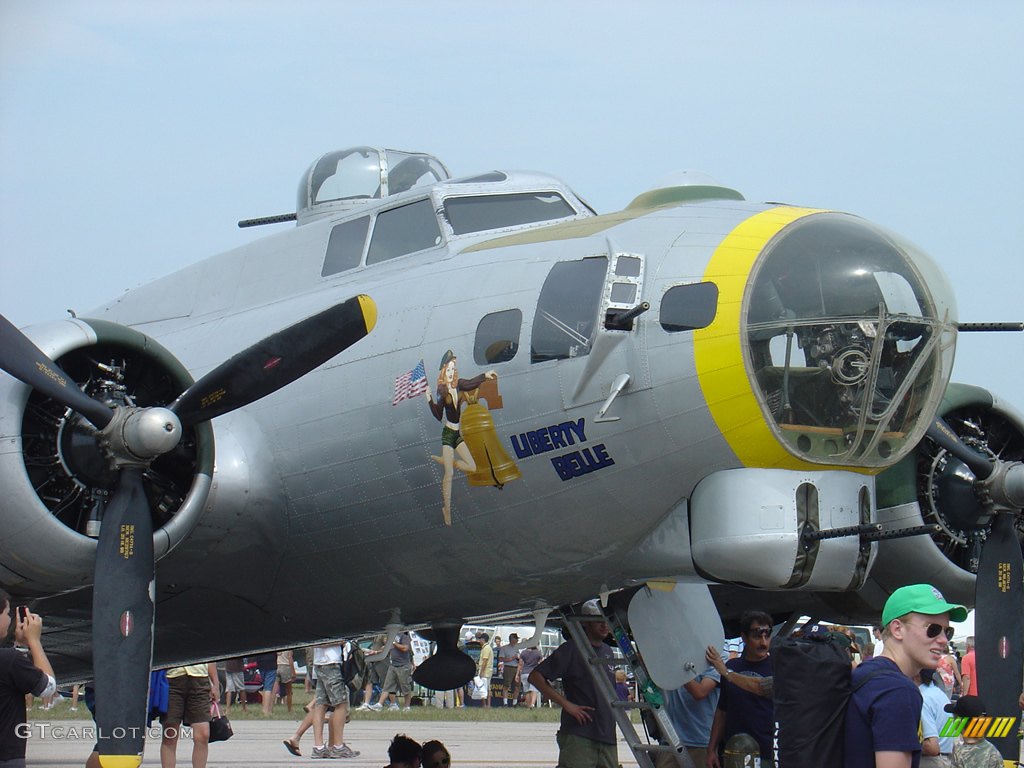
[914,622,954,641]
[426,757,451,768]
[746,628,772,639]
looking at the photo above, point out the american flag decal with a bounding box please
[393,359,428,405]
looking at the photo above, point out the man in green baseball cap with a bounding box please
[844,584,967,768]
[881,583,969,627]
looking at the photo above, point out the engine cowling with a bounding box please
[0,318,213,595]
[870,382,1024,606]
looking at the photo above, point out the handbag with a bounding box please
[209,701,234,743]
[469,676,487,700]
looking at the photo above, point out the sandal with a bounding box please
[283,739,301,757]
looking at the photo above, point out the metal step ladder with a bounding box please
[564,604,695,768]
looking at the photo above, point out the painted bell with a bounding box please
[460,402,521,488]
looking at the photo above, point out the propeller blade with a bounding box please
[973,510,1023,762]
[0,314,113,429]
[926,417,993,480]
[92,467,154,768]
[171,294,376,426]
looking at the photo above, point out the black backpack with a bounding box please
[342,642,367,690]
[772,631,891,768]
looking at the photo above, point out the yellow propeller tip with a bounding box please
[98,755,143,768]
[645,579,678,592]
[357,294,377,333]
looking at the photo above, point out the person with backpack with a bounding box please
[844,584,967,768]
[309,643,360,759]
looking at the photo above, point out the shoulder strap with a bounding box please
[851,665,900,693]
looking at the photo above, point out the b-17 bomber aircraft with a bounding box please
[1,146,1022,765]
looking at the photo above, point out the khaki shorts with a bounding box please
[315,663,348,708]
[224,671,244,692]
[555,732,617,768]
[503,665,519,687]
[382,664,413,695]
[163,674,211,727]
[366,659,388,687]
[686,746,708,767]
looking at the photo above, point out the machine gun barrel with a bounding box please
[957,322,1024,332]
[801,522,942,544]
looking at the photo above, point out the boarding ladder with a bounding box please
[564,604,694,768]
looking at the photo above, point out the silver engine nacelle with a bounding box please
[870,383,1024,607]
[0,318,213,595]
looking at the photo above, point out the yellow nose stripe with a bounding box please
[694,206,824,469]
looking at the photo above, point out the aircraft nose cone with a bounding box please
[695,207,957,471]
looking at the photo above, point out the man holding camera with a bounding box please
[1,589,57,768]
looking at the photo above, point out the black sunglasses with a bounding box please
[747,628,772,638]
[426,758,451,768]
[907,621,953,640]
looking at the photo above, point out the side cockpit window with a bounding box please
[474,310,522,364]
[660,282,719,332]
[531,257,608,363]
[322,216,369,277]
[444,192,576,235]
[366,199,442,265]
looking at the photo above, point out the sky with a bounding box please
[1,1,1021,405]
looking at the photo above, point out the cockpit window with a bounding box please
[322,216,369,277]
[366,199,442,265]
[532,257,608,363]
[444,192,576,236]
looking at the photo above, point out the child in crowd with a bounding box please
[614,669,631,701]
[945,695,1003,768]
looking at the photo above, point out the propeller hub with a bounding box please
[97,406,183,467]
[934,456,991,534]
[121,407,183,460]
[984,461,1024,509]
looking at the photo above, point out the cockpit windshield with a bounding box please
[745,213,956,466]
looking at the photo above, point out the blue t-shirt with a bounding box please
[664,666,720,747]
[844,656,922,768]
[918,681,954,755]
[716,655,774,758]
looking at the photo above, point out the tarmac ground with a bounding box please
[23,714,1024,767]
[21,717,649,767]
